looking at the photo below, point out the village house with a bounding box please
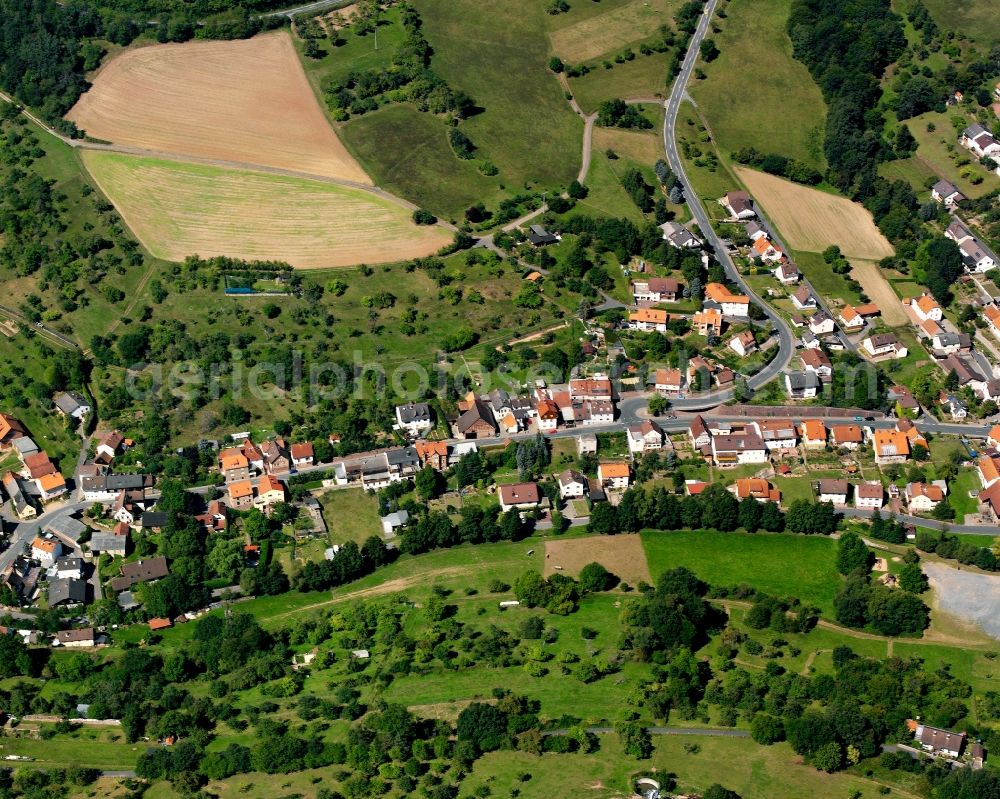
[558,469,588,500]
[78,472,152,503]
[772,260,800,285]
[575,400,615,426]
[979,453,1000,491]
[89,529,128,558]
[808,311,835,337]
[719,190,756,220]
[830,424,864,450]
[290,442,314,469]
[260,439,291,475]
[627,420,665,454]
[931,179,966,207]
[981,481,1000,524]
[380,510,409,536]
[535,399,560,432]
[577,433,598,456]
[729,478,780,503]
[938,391,968,420]
[960,123,1000,159]
[959,237,996,273]
[911,720,967,759]
[0,413,28,448]
[889,385,921,417]
[526,224,558,245]
[799,348,832,382]
[800,419,827,449]
[817,479,849,505]
[227,479,254,510]
[791,286,817,310]
[53,391,91,421]
[48,578,87,607]
[710,426,768,466]
[659,220,702,249]
[945,219,973,244]
[55,628,95,648]
[3,472,36,520]
[704,283,750,318]
[855,481,884,509]
[758,419,798,453]
[872,429,910,465]
[862,333,907,359]
[498,482,541,513]
[785,371,820,399]
[989,424,1000,449]
[569,377,613,402]
[910,294,943,322]
[838,305,865,330]
[692,308,723,336]
[254,474,286,514]
[631,277,682,303]
[654,368,684,397]
[395,402,434,437]
[37,472,67,503]
[219,449,251,482]
[112,489,149,527]
[31,537,62,567]
[751,236,783,264]
[689,415,711,450]
[729,330,757,357]
[95,431,125,464]
[629,308,669,333]
[598,461,632,489]
[23,452,57,481]
[456,399,498,438]
[906,481,948,512]
[931,332,972,355]
[12,436,39,461]
[940,354,987,395]
[984,305,1000,340]
[746,220,767,241]
[110,556,170,594]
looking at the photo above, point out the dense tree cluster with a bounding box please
[732,147,822,185]
[596,98,653,129]
[915,529,999,572]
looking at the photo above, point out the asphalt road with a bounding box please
[262,0,353,17]
[658,0,796,410]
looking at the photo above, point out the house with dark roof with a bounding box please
[53,391,91,420]
[931,179,965,207]
[456,399,498,439]
[719,190,755,219]
[110,556,169,593]
[395,402,433,436]
[912,721,966,759]
[526,225,558,245]
[48,578,88,607]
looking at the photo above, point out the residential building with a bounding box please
[95,431,125,464]
[526,225,558,245]
[773,261,800,284]
[558,469,588,499]
[977,453,1000,489]
[629,308,668,333]
[598,462,632,489]
[758,419,797,452]
[219,449,251,482]
[260,439,291,475]
[290,442,314,468]
[23,452,56,480]
[536,399,560,432]
[711,428,768,465]
[227,479,255,509]
[938,391,968,420]
[254,474,286,513]
[960,123,1000,159]
[0,413,27,448]
[817,479,849,505]
[89,531,127,557]
[48,578,87,607]
[720,190,755,219]
[45,515,88,544]
[659,220,702,248]
[855,481,884,509]
[627,421,664,454]
[808,311,836,336]
[3,472,35,519]
[785,371,820,399]
[36,472,67,502]
[109,556,170,593]
[78,473,152,503]
[746,220,767,241]
[730,478,780,502]
[654,368,684,396]
[692,308,723,336]
[498,482,541,512]
[946,219,973,243]
[906,481,947,512]
[799,348,832,382]
[984,305,1000,339]
[631,277,682,303]
[960,237,996,272]
[53,556,83,580]
[830,425,864,450]
[751,236,783,264]
[940,354,987,394]
[931,179,965,207]
[577,433,598,456]
[872,429,910,465]
[569,378,613,402]
[381,510,409,536]
[31,537,62,566]
[53,391,91,420]
[689,415,711,449]
[912,721,966,759]
[575,400,614,426]
[456,399,498,438]
[704,283,750,317]
[395,402,434,436]
[729,330,756,357]
[12,436,38,461]
[800,419,827,449]
[862,333,907,359]
[989,424,1000,449]
[791,286,817,310]
[910,294,943,322]
[55,628,95,647]
[932,332,972,355]
[838,305,865,330]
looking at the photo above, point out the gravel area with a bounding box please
[925,562,1000,640]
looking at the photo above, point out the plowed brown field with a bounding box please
[68,32,370,184]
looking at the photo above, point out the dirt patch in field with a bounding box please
[82,151,449,268]
[544,534,651,585]
[549,0,673,62]
[735,167,894,260]
[67,32,370,184]
[408,700,488,722]
[849,260,908,326]
[924,562,1000,643]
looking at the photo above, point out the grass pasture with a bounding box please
[734,167,894,260]
[642,530,842,614]
[922,0,1000,47]
[569,55,672,114]
[319,487,382,546]
[543,533,652,585]
[81,151,450,268]
[548,0,677,62]
[691,0,827,170]
[68,32,369,184]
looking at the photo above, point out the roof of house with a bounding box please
[37,472,66,492]
[723,190,753,213]
[800,419,827,440]
[629,420,664,439]
[830,424,863,443]
[705,282,749,304]
[598,462,631,479]
[569,378,613,396]
[99,431,124,452]
[53,391,88,415]
[867,333,899,348]
[498,482,541,505]
[917,724,966,751]
[857,481,883,499]
[32,537,60,554]
[839,304,861,323]
[49,578,87,606]
[257,474,284,495]
[792,285,814,304]
[56,627,95,643]
[873,429,910,457]
[731,330,756,348]
[228,479,254,499]
[914,294,940,314]
[90,532,128,552]
[630,308,668,325]
[0,413,27,440]
[558,469,586,487]
[758,419,796,438]
[941,354,985,385]
[855,303,880,316]
[219,450,249,471]
[457,399,497,434]
[119,556,169,583]
[786,371,820,390]
[818,479,849,495]
[655,368,683,386]
[712,431,766,452]
[290,442,314,459]
[907,482,945,501]
[23,452,56,478]
[776,261,799,278]
[933,178,960,197]
[396,402,431,424]
[690,415,708,439]
[644,277,682,293]
[800,348,831,369]
[692,308,723,326]
[733,478,780,502]
[148,618,173,631]
[984,305,1000,326]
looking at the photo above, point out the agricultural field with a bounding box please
[642,530,842,615]
[68,32,370,184]
[81,152,450,268]
[691,0,827,170]
[849,259,909,326]
[548,0,676,63]
[734,167,895,260]
[543,533,652,585]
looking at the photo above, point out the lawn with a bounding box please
[641,530,842,614]
[793,251,864,306]
[773,475,816,505]
[0,727,140,771]
[947,467,981,521]
[339,103,503,221]
[318,486,383,545]
[690,0,827,170]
